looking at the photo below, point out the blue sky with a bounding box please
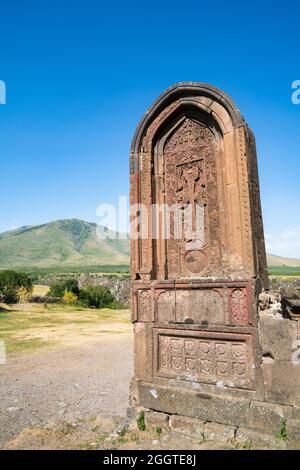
[0,0,299,257]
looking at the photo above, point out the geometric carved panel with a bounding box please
[155,329,254,390]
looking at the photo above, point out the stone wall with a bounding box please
[258,291,300,446]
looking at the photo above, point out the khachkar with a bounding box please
[130,83,270,427]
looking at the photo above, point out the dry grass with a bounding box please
[0,301,131,353]
[3,415,161,450]
[32,285,49,296]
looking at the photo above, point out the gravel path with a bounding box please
[0,332,133,448]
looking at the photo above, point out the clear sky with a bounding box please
[0,0,299,257]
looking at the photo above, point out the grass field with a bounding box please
[12,264,130,275]
[268,266,300,276]
[0,301,131,353]
[9,265,300,277]
[2,267,300,355]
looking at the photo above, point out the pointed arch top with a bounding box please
[130,82,244,165]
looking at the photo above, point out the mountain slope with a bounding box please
[267,253,300,267]
[0,219,130,269]
[0,219,299,270]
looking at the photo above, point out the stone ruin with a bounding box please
[129,82,300,448]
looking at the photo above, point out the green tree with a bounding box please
[0,270,33,305]
[78,285,114,308]
[48,279,79,298]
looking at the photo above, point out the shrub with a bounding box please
[276,419,287,441]
[48,279,79,298]
[1,287,19,304]
[0,270,32,291]
[47,283,65,298]
[63,289,78,305]
[63,279,80,295]
[0,270,32,304]
[78,285,114,308]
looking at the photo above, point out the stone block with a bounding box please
[286,419,300,450]
[262,361,300,406]
[144,411,169,431]
[204,422,236,442]
[209,100,233,133]
[293,405,300,420]
[249,400,292,434]
[138,382,251,428]
[134,323,153,381]
[197,96,214,109]
[259,316,297,361]
[235,427,286,450]
[169,415,204,438]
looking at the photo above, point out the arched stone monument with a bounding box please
[129,83,299,441]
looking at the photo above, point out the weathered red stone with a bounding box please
[130,82,269,420]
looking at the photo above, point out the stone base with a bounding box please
[140,409,300,450]
[131,380,300,449]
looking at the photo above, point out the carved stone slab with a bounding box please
[130,82,269,414]
[154,329,255,390]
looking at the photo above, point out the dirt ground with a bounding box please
[0,303,134,449]
[0,301,280,450]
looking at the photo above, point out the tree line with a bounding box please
[0,270,124,309]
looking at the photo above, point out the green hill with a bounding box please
[0,219,130,271]
[0,219,299,272]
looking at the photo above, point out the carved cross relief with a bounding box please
[162,117,222,278]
